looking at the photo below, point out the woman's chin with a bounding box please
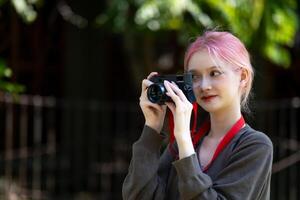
[198,100,223,113]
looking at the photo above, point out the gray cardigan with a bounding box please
[122,124,273,200]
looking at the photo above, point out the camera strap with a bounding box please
[201,116,245,172]
[168,103,245,172]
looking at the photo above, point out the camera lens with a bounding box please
[147,84,166,104]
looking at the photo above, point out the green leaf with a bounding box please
[96,0,298,69]
[0,58,25,94]
[264,43,291,68]
[11,0,37,23]
[0,59,11,78]
[266,6,298,46]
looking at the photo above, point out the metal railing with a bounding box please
[250,97,300,200]
[0,94,299,199]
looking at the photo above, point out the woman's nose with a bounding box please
[194,77,212,91]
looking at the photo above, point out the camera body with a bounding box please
[147,72,196,105]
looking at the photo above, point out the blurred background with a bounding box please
[0,0,299,199]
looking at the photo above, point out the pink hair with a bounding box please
[184,31,254,112]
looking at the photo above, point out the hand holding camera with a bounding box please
[159,75,195,147]
[139,72,167,133]
[147,72,196,105]
[139,72,196,135]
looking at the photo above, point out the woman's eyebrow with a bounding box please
[187,69,197,73]
[209,66,221,70]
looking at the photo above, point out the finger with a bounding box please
[147,72,158,79]
[141,100,164,112]
[142,72,158,93]
[142,79,154,91]
[165,102,175,114]
[164,81,181,104]
[169,81,188,102]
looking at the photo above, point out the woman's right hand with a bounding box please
[139,72,167,133]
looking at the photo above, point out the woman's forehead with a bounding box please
[188,66,222,73]
[187,51,227,71]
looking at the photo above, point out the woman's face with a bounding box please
[187,50,242,114]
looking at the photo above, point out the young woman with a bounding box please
[122,31,273,200]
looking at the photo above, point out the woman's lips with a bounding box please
[201,95,217,102]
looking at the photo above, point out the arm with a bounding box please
[122,72,170,200]
[173,137,273,200]
[122,125,173,200]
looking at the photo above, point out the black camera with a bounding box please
[147,72,196,105]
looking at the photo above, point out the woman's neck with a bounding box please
[208,106,242,139]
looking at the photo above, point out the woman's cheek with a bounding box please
[193,89,200,99]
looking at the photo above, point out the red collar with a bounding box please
[199,116,245,172]
[169,112,245,172]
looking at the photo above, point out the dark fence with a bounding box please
[0,94,299,199]
[250,98,300,200]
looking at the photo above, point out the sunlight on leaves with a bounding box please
[186,2,213,27]
[204,0,266,44]
[147,20,160,30]
[0,59,12,78]
[262,3,298,67]
[11,0,37,23]
[267,6,297,46]
[264,43,291,68]
[0,58,25,94]
[57,1,88,28]
[135,1,160,25]
[168,0,188,16]
[135,0,206,30]
[93,0,298,68]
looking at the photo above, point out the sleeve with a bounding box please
[122,125,174,200]
[172,136,273,200]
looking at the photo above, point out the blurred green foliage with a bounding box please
[95,0,298,68]
[0,58,25,94]
[0,0,38,94]
[0,0,44,23]
[0,0,298,92]
[2,0,298,69]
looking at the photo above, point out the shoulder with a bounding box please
[233,124,273,152]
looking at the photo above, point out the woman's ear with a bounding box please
[240,68,249,88]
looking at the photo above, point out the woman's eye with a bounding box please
[210,70,222,77]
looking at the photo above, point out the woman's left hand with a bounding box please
[164,81,193,143]
[164,80,195,158]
